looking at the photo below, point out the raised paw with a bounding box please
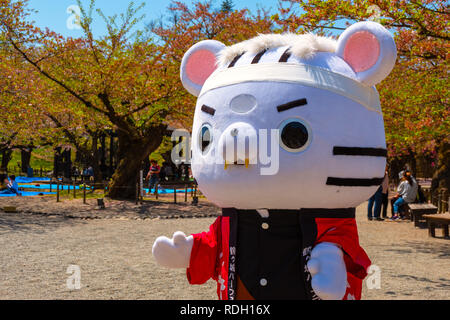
[307,242,347,300]
[152,231,194,269]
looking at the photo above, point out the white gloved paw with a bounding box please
[307,242,347,300]
[152,231,194,269]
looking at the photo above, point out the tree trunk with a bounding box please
[53,147,62,178]
[431,141,450,194]
[109,133,116,177]
[91,133,103,183]
[21,148,33,173]
[389,157,404,186]
[107,126,166,199]
[62,149,72,180]
[1,149,12,172]
[408,150,417,177]
[99,134,108,179]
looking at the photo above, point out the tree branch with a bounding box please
[6,33,109,115]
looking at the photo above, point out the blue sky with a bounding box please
[27,0,283,38]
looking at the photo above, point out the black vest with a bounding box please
[223,208,355,300]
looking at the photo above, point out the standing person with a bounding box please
[177,162,184,181]
[182,163,190,181]
[146,159,160,194]
[26,165,34,178]
[380,166,389,219]
[391,171,418,220]
[367,185,383,221]
[72,166,80,180]
[165,163,174,181]
[86,166,94,180]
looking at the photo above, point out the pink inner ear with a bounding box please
[185,49,217,86]
[343,31,380,73]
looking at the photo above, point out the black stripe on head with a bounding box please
[333,147,388,157]
[277,98,308,112]
[251,49,268,64]
[326,177,385,187]
[201,105,216,116]
[279,48,292,62]
[228,52,245,68]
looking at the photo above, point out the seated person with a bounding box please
[9,175,20,195]
[391,171,417,220]
[0,177,14,194]
[0,176,21,196]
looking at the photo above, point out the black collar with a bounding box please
[223,208,355,219]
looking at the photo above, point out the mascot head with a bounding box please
[180,21,397,210]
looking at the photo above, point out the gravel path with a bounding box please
[0,199,448,300]
[0,196,221,220]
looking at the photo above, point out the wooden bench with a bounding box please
[408,203,438,227]
[423,213,450,238]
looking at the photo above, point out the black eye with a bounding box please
[279,119,311,152]
[199,124,213,154]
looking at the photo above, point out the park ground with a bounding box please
[0,197,448,300]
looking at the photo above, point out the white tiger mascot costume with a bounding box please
[153,21,397,300]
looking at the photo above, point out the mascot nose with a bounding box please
[218,122,258,169]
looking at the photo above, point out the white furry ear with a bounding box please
[180,40,226,96]
[336,21,397,86]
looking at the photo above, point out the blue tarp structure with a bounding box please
[15,177,52,183]
[18,184,89,191]
[17,184,189,193]
[143,188,194,194]
[0,187,192,197]
[0,189,191,197]
[7,177,194,196]
[0,191,56,197]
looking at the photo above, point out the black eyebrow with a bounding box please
[201,105,216,116]
[252,49,268,64]
[277,98,308,112]
[279,48,292,62]
[333,147,387,157]
[228,52,245,68]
